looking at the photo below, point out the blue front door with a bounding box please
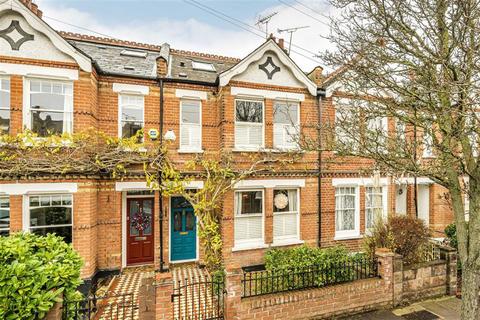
[171,196,197,262]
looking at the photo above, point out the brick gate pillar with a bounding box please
[225,267,243,320]
[376,248,402,307]
[156,272,174,320]
[440,245,458,296]
[139,275,156,320]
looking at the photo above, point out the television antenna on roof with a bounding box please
[278,26,310,54]
[256,12,278,39]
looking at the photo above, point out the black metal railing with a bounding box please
[242,257,379,298]
[172,277,226,320]
[62,292,137,320]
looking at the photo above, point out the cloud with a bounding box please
[36,0,334,71]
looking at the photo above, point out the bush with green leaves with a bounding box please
[0,233,83,319]
[254,245,368,292]
[445,223,458,249]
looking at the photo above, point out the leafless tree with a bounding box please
[312,1,480,318]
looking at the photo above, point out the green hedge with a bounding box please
[0,233,83,319]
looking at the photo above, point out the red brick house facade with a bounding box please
[0,0,455,285]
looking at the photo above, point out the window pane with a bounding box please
[182,101,200,124]
[62,195,72,206]
[129,200,140,236]
[31,92,66,112]
[237,191,262,215]
[273,189,297,212]
[31,110,64,136]
[274,103,298,125]
[335,187,356,231]
[31,226,72,243]
[0,196,9,230]
[0,229,8,236]
[186,211,195,231]
[121,106,143,122]
[235,100,262,123]
[142,200,152,236]
[122,121,143,139]
[0,109,9,134]
[0,88,10,109]
[30,207,72,227]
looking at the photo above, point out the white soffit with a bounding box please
[219,39,317,96]
[0,183,78,195]
[115,181,148,191]
[175,89,207,100]
[234,179,306,189]
[394,177,433,185]
[113,83,149,95]
[3,0,91,72]
[0,62,79,80]
[230,87,305,102]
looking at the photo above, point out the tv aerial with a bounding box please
[278,26,310,54]
[256,12,278,39]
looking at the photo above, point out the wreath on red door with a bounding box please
[131,209,151,232]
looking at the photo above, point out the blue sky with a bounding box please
[36,0,334,71]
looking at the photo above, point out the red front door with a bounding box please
[127,198,154,265]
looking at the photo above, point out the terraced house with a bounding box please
[0,0,456,288]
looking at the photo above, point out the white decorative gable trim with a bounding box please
[0,62,78,80]
[234,179,305,189]
[219,39,317,96]
[175,89,207,100]
[113,83,149,95]
[0,183,78,195]
[1,0,91,72]
[231,87,305,102]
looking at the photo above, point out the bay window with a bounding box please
[235,99,264,149]
[273,189,299,243]
[27,194,73,243]
[234,190,264,248]
[180,99,202,151]
[335,186,360,239]
[0,196,9,236]
[119,94,144,139]
[0,78,10,135]
[26,79,73,136]
[273,101,299,149]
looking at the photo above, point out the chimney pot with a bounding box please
[278,38,284,49]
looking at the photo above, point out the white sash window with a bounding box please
[274,101,299,149]
[335,186,360,239]
[235,99,264,150]
[25,79,73,136]
[365,186,387,229]
[234,190,264,247]
[0,78,10,135]
[180,99,202,152]
[119,94,144,139]
[273,189,299,242]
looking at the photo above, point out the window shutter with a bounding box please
[180,124,201,150]
[248,125,262,146]
[273,213,297,238]
[235,124,250,146]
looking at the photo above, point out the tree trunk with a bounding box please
[461,266,480,320]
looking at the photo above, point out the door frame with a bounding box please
[121,191,155,268]
[169,196,199,264]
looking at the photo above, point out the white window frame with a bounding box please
[23,193,74,242]
[233,189,265,250]
[23,78,74,135]
[273,100,300,150]
[0,195,9,235]
[365,186,388,230]
[179,99,202,152]
[273,188,300,244]
[234,99,265,150]
[334,185,360,240]
[0,76,10,135]
[422,124,434,158]
[334,104,358,150]
[118,93,145,139]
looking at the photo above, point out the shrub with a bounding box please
[445,223,458,249]
[364,216,430,265]
[259,245,367,291]
[0,233,83,319]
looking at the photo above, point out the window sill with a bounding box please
[334,234,363,241]
[271,239,304,247]
[232,243,268,252]
[232,147,264,153]
[177,149,204,154]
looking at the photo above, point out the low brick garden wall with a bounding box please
[147,245,457,320]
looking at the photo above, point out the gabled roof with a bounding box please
[219,38,318,96]
[5,0,91,72]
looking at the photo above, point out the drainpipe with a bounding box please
[413,107,418,218]
[158,78,165,272]
[317,88,326,247]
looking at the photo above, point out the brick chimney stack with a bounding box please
[278,38,284,49]
[19,0,43,19]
